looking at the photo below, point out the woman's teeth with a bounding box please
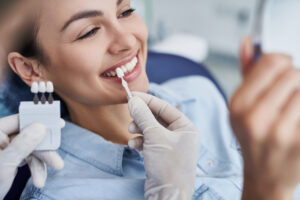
[103,57,138,77]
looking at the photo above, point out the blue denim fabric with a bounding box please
[21,76,243,200]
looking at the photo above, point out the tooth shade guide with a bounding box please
[116,67,132,99]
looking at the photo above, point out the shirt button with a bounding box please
[207,160,214,167]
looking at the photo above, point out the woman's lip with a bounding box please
[100,58,142,83]
[101,52,138,75]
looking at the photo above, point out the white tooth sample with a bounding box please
[121,66,128,74]
[116,68,124,78]
[46,81,54,93]
[31,81,39,93]
[116,67,132,99]
[39,82,46,93]
[107,73,112,77]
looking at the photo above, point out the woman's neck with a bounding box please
[67,102,135,145]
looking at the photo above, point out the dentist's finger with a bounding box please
[128,121,142,134]
[1,123,46,166]
[0,114,19,136]
[26,155,47,188]
[132,92,192,130]
[128,96,162,132]
[0,131,9,149]
[128,136,144,151]
[33,151,64,171]
[60,118,66,128]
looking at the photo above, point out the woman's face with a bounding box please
[36,0,149,106]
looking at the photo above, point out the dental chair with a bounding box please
[146,51,226,101]
[4,51,226,200]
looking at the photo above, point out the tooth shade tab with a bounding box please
[39,82,46,93]
[116,68,133,99]
[31,82,39,93]
[116,68,125,78]
[46,81,54,93]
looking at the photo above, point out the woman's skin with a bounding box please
[8,0,149,145]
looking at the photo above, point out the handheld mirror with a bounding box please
[255,0,300,67]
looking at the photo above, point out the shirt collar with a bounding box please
[60,121,126,176]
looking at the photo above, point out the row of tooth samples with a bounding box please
[31,81,54,104]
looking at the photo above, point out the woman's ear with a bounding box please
[8,52,42,86]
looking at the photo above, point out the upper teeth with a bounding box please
[104,57,138,77]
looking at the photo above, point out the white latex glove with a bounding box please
[0,114,65,199]
[128,92,200,200]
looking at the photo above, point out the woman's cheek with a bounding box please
[59,45,105,75]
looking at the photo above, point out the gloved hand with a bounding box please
[0,114,65,199]
[128,92,200,200]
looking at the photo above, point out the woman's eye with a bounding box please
[77,27,100,40]
[119,8,136,18]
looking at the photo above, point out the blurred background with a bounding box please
[132,0,258,98]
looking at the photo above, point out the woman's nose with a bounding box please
[108,26,136,55]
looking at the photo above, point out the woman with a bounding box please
[4,0,300,199]
[0,1,200,199]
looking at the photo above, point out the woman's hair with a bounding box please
[0,25,69,117]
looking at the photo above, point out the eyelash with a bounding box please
[118,8,136,18]
[78,27,100,40]
[77,8,136,41]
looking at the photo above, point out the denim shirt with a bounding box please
[20,76,244,200]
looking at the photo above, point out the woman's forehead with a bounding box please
[38,0,118,35]
[40,0,120,18]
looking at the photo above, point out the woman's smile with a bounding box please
[100,50,142,83]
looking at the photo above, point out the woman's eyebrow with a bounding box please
[60,0,125,33]
[117,0,124,5]
[60,10,103,33]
